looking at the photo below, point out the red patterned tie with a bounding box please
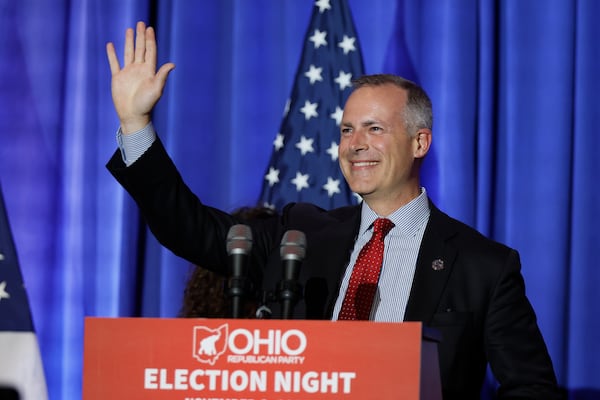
[338,218,394,320]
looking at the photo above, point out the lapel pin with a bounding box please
[431,258,445,271]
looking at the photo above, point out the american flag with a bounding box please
[259,0,365,210]
[0,182,48,399]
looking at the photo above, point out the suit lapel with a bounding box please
[404,202,457,323]
[327,205,362,278]
[317,205,361,317]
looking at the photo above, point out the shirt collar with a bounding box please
[359,188,430,237]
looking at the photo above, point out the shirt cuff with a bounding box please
[116,122,157,166]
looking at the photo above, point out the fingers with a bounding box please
[106,42,120,75]
[109,21,172,80]
[145,26,157,71]
[124,27,134,66]
[134,21,146,64]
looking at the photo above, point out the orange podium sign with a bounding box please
[83,317,441,400]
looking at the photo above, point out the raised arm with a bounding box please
[106,21,175,134]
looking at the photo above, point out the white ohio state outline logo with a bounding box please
[193,324,229,365]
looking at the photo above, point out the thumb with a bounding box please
[156,62,176,87]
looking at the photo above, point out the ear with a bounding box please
[413,128,432,159]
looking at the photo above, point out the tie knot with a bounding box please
[373,218,394,237]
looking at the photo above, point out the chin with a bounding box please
[349,185,373,197]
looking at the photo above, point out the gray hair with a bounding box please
[352,74,433,137]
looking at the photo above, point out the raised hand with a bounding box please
[106,21,175,134]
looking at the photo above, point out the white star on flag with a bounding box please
[326,142,339,161]
[305,64,324,84]
[291,172,310,192]
[334,70,353,90]
[323,177,342,197]
[330,106,343,126]
[338,35,356,54]
[300,100,319,120]
[0,281,10,300]
[296,136,315,155]
[315,0,331,13]
[309,29,327,49]
[264,167,280,186]
[273,133,284,151]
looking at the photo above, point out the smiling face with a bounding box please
[339,83,431,215]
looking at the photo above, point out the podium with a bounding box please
[83,317,441,399]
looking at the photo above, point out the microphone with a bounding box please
[278,230,306,319]
[226,224,252,318]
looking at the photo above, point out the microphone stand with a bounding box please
[279,279,303,319]
[227,275,247,319]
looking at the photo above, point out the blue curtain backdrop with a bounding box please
[0,0,598,398]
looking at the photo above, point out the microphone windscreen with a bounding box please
[226,224,253,255]
[280,230,306,260]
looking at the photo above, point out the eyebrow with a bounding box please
[361,119,380,127]
[341,119,380,128]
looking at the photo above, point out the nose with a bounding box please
[348,130,368,152]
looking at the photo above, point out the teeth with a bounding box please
[353,161,377,167]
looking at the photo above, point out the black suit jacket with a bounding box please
[107,139,561,399]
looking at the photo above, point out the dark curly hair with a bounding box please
[179,267,229,318]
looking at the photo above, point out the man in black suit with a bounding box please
[106,22,562,399]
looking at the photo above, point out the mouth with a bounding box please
[352,161,378,167]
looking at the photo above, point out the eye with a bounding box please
[370,126,383,133]
[340,127,352,136]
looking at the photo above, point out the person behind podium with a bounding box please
[105,22,563,399]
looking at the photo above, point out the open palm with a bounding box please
[106,21,175,133]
